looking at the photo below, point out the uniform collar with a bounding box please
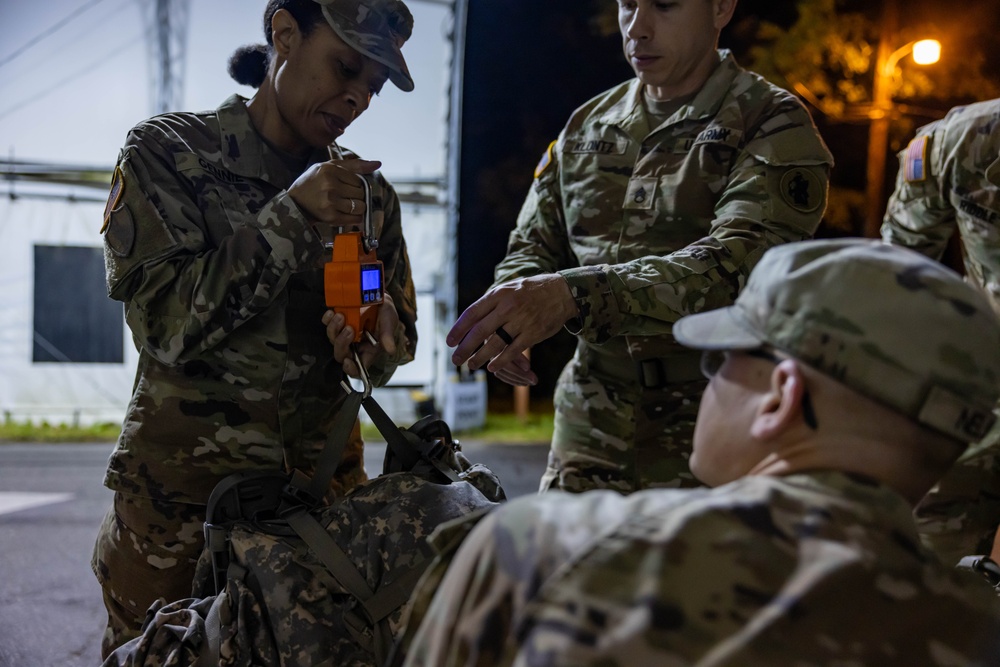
[598,50,741,131]
[216,94,327,187]
[780,469,919,534]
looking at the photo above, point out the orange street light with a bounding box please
[864,38,942,237]
[912,39,942,66]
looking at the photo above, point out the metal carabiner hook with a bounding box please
[339,342,373,399]
[358,174,378,255]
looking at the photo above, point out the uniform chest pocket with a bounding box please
[621,126,736,207]
[175,154,268,246]
[560,138,633,210]
[199,184,256,247]
[650,139,737,221]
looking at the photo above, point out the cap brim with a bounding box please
[321,6,414,92]
[386,65,414,93]
[673,306,764,351]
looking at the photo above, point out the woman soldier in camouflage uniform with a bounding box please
[92,0,418,657]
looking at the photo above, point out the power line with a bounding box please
[0,30,147,122]
[0,0,110,69]
[0,0,134,93]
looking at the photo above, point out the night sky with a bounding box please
[458,0,1000,401]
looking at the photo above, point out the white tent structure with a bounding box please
[0,0,480,429]
[0,191,138,425]
[0,180,453,426]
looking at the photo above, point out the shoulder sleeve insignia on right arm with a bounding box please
[534,140,557,180]
[904,135,930,183]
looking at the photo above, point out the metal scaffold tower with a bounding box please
[141,0,191,114]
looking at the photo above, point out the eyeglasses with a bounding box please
[699,348,780,379]
[699,348,819,430]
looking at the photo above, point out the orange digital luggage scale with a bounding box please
[323,173,383,343]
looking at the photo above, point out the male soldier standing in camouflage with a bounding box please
[398,239,1000,666]
[92,0,418,657]
[882,98,1000,567]
[448,0,833,493]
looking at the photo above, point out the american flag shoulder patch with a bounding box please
[904,135,929,183]
[534,140,557,180]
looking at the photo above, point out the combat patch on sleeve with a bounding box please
[779,167,823,214]
[904,135,929,183]
[102,163,136,257]
[101,164,125,233]
[534,140,557,179]
[105,204,136,258]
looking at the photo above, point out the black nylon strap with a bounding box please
[291,389,364,506]
[285,509,374,604]
[362,394,421,470]
[360,560,429,623]
[362,395,463,483]
[284,509,395,662]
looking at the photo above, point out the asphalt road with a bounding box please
[0,440,548,667]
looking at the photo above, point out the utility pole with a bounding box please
[142,0,190,114]
[440,0,467,411]
[863,0,898,238]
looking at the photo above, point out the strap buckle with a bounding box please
[637,358,667,389]
[957,555,1000,588]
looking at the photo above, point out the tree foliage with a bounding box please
[746,0,1000,122]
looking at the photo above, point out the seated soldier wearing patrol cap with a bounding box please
[394,239,1000,667]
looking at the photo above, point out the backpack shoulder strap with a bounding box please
[286,389,364,506]
[284,507,397,664]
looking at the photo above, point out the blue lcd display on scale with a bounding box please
[360,264,383,304]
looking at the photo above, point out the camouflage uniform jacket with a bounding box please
[399,471,1000,667]
[881,99,1000,565]
[495,50,832,461]
[100,94,417,504]
[882,97,1000,313]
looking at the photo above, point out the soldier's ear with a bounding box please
[750,360,804,440]
[712,0,739,31]
[270,8,301,59]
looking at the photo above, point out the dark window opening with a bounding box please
[33,245,123,363]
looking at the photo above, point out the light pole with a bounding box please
[863,38,941,237]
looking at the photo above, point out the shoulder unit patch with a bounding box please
[101,164,125,233]
[779,167,823,214]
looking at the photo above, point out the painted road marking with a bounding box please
[0,492,73,516]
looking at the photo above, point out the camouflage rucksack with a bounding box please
[104,389,505,667]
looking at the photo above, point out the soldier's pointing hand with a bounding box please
[447,274,579,386]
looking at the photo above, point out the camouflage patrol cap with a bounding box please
[314,0,414,92]
[674,239,1000,443]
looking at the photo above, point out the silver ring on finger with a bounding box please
[350,198,357,214]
